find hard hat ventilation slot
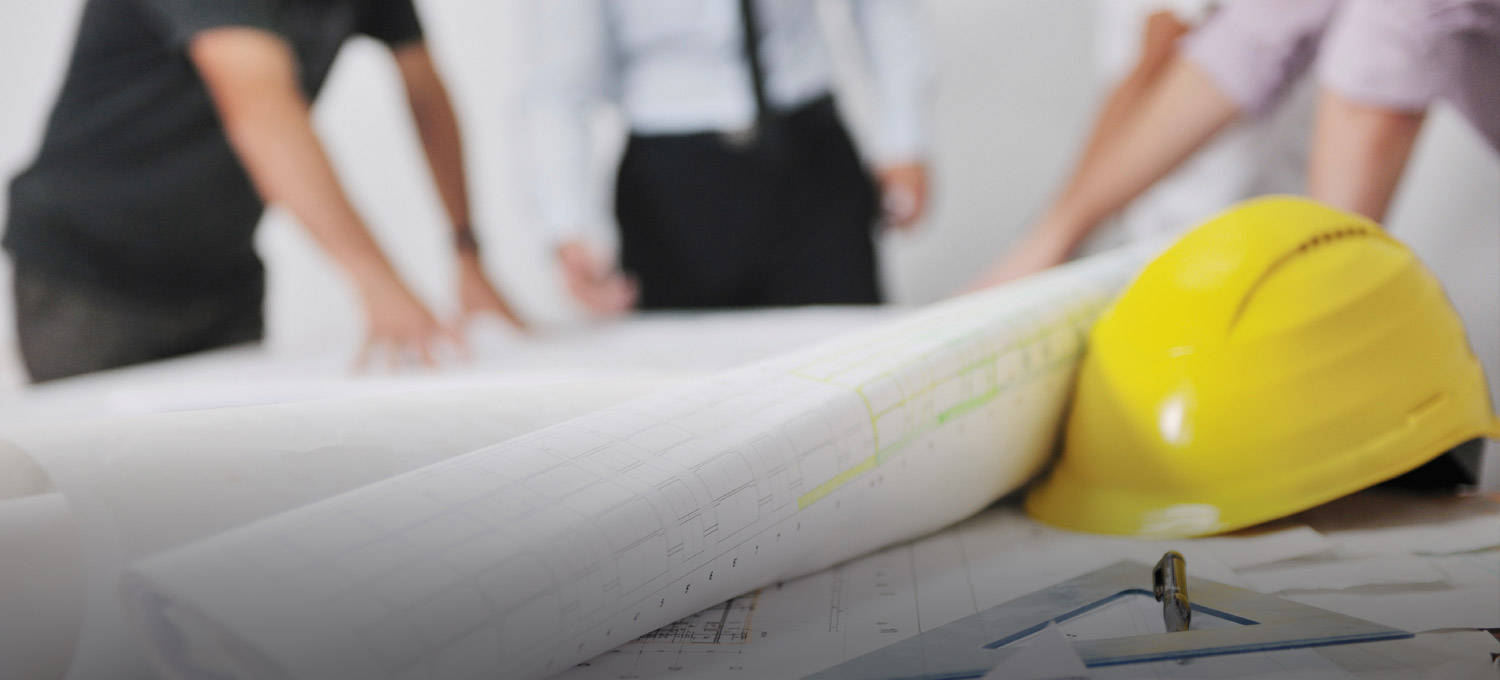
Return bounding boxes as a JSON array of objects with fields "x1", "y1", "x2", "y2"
[
  {"x1": 1228, "y1": 225, "x2": 1373, "y2": 335},
  {"x1": 1294, "y1": 226, "x2": 1372, "y2": 253}
]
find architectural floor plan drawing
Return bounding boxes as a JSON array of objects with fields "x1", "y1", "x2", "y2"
[
  {"x1": 555, "y1": 507, "x2": 1438, "y2": 680},
  {"x1": 565, "y1": 593, "x2": 763, "y2": 679},
  {"x1": 628, "y1": 593, "x2": 760, "y2": 647},
  {"x1": 556, "y1": 541, "x2": 930, "y2": 680}
]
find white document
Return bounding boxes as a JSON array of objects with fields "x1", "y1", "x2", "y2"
[
  {"x1": 1181, "y1": 525, "x2": 1336, "y2": 570},
  {"x1": 1293, "y1": 491, "x2": 1500, "y2": 556},
  {"x1": 1284, "y1": 586, "x2": 1500, "y2": 633},
  {"x1": 4, "y1": 379, "x2": 672, "y2": 680},
  {"x1": 0, "y1": 493, "x2": 82, "y2": 680},
  {"x1": 1239, "y1": 556, "x2": 1447, "y2": 594},
  {"x1": 1316, "y1": 630, "x2": 1500, "y2": 679},
  {"x1": 0, "y1": 307, "x2": 896, "y2": 428},
  {"x1": 1427, "y1": 549, "x2": 1500, "y2": 591},
  {"x1": 982, "y1": 625, "x2": 1087, "y2": 680},
  {"x1": 122, "y1": 249, "x2": 1146, "y2": 680},
  {"x1": 556, "y1": 505, "x2": 1364, "y2": 680}
]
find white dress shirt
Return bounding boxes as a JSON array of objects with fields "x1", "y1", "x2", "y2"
[{"x1": 527, "y1": 0, "x2": 933, "y2": 241}]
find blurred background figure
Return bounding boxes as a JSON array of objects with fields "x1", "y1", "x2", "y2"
[
  {"x1": 527, "y1": 0, "x2": 933, "y2": 312},
  {"x1": 972, "y1": 0, "x2": 1500, "y2": 287},
  {"x1": 2, "y1": 2, "x2": 1493, "y2": 471},
  {"x1": 3, "y1": 0, "x2": 522, "y2": 382}
]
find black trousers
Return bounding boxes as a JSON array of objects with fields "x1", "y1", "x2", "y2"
[
  {"x1": 12, "y1": 261, "x2": 263, "y2": 383},
  {"x1": 615, "y1": 97, "x2": 882, "y2": 309}
]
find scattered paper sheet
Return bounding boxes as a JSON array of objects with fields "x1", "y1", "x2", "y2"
[
  {"x1": 1426, "y1": 549, "x2": 1500, "y2": 591},
  {"x1": 0, "y1": 438, "x2": 54, "y2": 500},
  {"x1": 1315, "y1": 630, "x2": 1500, "y2": 679},
  {"x1": 563, "y1": 500, "x2": 1465, "y2": 680},
  {"x1": 1177, "y1": 525, "x2": 1337, "y2": 570},
  {"x1": 1240, "y1": 555, "x2": 1447, "y2": 594},
  {"x1": 983, "y1": 625, "x2": 1087, "y2": 680},
  {"x1": 0, "y1": 493, "x2": 82, "y2": 680},
  {"x1": 0, "y1": 307, "x2": 898, "y2": 428},
  {"x1": 1293, "y1": 491, "x2": 1500, "y2": 556},
  {"x1": 1286, "y1": 587, "x2": 1500, "y2": 633}
]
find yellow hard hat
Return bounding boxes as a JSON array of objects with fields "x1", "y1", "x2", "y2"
[{"x1": 1026, "y1": 196, "x2": 1500, "y2": 538}]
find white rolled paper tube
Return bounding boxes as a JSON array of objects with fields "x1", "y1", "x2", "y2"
[
  {"x1": 7, "y1": 378, "x2": 676, "y2": 680},
  {"x1": 123, "y1": 247, "x2": 1146, "y2": 680}
]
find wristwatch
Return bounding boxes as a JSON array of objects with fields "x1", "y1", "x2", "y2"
[{"x1": 454, "y1": 224, "x2": 481, "y2": 256}]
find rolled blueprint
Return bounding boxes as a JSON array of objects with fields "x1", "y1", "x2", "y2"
[
  {"x1": 0, "y1": 492, "x2": 83, "y2": 680},
  {"x1": 2, "y1": 379, "x2": 673, "y2": 680},
  {"x1": 122, "y1": 247, "x2": 1146, "y2": 680}
]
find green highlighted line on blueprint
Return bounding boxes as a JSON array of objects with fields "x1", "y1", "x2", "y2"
[
  {"x1": 797, "y1": 456, "x2": 878, "y2": 509},
  {"x1": 937, "y1": 387, "x2": 1002, "y2": 424},
  {"x1": 792, "y1": 305, "x2": 1098, "y2": 510}
]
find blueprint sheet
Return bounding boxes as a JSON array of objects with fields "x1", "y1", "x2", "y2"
[
  {"x1": 0, "y1": 307, "x2": 899, "y2": 428},
  {"x1": 556, "y1": 505, "x2": 1498, "y2": 680},
  {"x1": 1, "y1": 380, "x2": 672, "y2": 680},
  {"x1": 121, "y1": 249, "x2": 1145, "y2": 680},
  {"x1": 551, "y1": 508, "x2": 1338, "y2": 680},
  {"x1": 0, "y1": 308, "x2": 897, "y2": 680}
]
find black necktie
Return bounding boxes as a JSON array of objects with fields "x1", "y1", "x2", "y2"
[{"x1": 737, "y1": 0, "x2": 773, "y2": 135}]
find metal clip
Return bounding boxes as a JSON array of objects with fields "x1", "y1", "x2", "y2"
[{"x1": 1153, "y1": 551, "x2": 1191, "y2": 633}]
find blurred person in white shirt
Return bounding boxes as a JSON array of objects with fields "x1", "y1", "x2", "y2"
[{"x1": 526, "y1": 0, "x2": 933, "y2": 312}]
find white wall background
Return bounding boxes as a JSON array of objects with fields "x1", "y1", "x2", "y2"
[{"x1": 2, "y1": 0, "x2": 1496, "y2": 480}]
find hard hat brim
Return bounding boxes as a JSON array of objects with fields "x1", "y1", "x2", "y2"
[{"x1": 1025, "y1": 422, "x2": 1500, "y2": 538}]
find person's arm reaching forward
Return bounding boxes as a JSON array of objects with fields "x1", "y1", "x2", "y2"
[
  {"x1": 392, "y1": 42, "x2": 526, "y2": 330},
  {"x1": 1068, "y1": 9, "x2": 1194, "y2": 193},
  {"x1": 190, "y1": 28, "x2": 458, "y2": 367},
  {"x1": 968, "y1": 56, "x2": 1241, "y2": 288},
  {"x1": 1302, "y1": 0, "x2": 1494, "y2": 222},
  {"x1": 969, "y1": 0, "x2": 1340, "y2": 289},
  {"x1": 1307, "y1": 91, "x2": 1425, "y2": 222}
]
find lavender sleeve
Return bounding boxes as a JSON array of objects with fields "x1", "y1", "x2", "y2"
[
  {"x1": 1319, "y1": 0, "x2": 1500, "y2": 126},
  {"x1": 1179, "y1": 0, "x2": 1341, "y2": 116},
  {"x1": 1320, "y1": 0, "x2": 1500, "y2": 151}
]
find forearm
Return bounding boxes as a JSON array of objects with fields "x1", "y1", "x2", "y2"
[
  {"x1": 1039, "y1": 57, "x2": 1241, "y2": 252},
  {"x1": 1308, "y1": 90, "x2": 1424, "y2": 222},
  {"x1": 397, "y1": 45, "x2": 473, "y2": 241},
  {"x1": 194, "y1": 30, "x2": 400, "y2": 291},
  {"x1": 229, "y1": 100, "x2": 401, "y2": 283},
  {"x1": 1071, "y1": 10, "x2": 1191, "y2": 176}
]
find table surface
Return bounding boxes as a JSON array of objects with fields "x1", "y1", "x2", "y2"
[{"x1": 0, "y1": 307, "x2": 902, "y2": 428}]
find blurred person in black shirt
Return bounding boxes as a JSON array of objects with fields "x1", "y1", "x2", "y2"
[{"x1": 5, "y1": 0, "x2": 523, "y2": 382}]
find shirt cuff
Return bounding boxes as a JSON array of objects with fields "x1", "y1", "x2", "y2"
[
  {"x1": 536, "y1": 194, "x2": 601, "y2": 246},
  {"x1": 143, "y1": 0, "x2": 278, "y2": 49},
  {"x1": 538, "y1": 212, "x2": 590, "y2": 246},
  {"x1": 872, "y1": 103, "x2": 930, "y2": 164},
  {"x1": 1316, "y1": 0, "x2": 1453, "y2": 113},
  {"x1": 1157, "y1": 0, "x2": 1217, "y2": 25},
  {"x1": 1179, "y1": 0, "x2": 1338, "y2": 117}
]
